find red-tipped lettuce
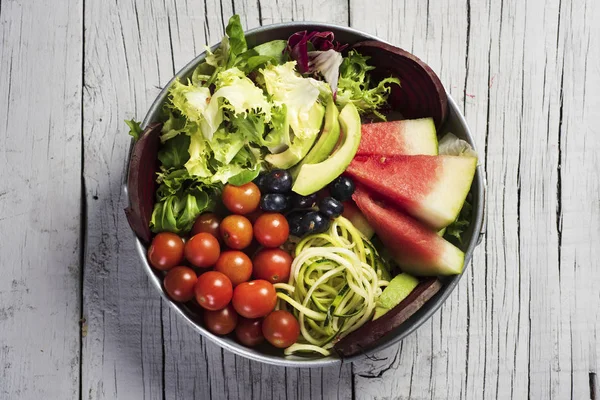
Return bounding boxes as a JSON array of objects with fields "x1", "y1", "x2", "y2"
[
  {"x1": 286, "y1": 30, "x2": 347, "y2": 73},
  {"x1": 286, "y1": 31, "x2": 347, "y2": 96}
]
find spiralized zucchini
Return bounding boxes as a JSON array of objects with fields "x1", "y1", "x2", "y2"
[{"x1": 276, "y1": 216, "x2": 390, "y2": 356}]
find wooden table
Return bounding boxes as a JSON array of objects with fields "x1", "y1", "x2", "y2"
[{"x1": 1, "y1": 0, "x2": 599, "y2": 398}]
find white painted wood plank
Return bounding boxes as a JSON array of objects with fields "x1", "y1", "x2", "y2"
[
  {"x1": 81, "y1": 0, "x2": 174, "y2": 398},
  {"x1": 558, "y1": 0, "x2": 600, "y2": 398},
  {"x1": 0, "y1": 0, "x2": 82, "y2": 398}
]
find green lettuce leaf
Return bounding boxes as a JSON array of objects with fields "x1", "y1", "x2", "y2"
[
  {"x1": 208, "y1": 126, "x2": 245, "y2": 164},
  {"x1": 336, "y1": 50, "x2": 400, "y2": 120},
  {"x1": 225, "y1": 15, "x2": 247, "y2": 67},
  {"x1": 260, "y1": 61, "x2": 329, "y2": 140},
  {"x1": 231, "y1": 111, "x2": 266, "y2": 144},
  {"x1": 160, "y1": 111, "x2": 186, "y2": 142},
  {"x1": 169, "y1": 80, "x2": 212, "y2": 125},
  {"x1": 150, "y1": 188, "x2": 218, "y2": 234},
  {"x1": 444, "y1": 199, "x2": 472, "y2": 243},
  {"x1": 158, "y1": 134, "x2": 190, "y2": 169},
  {"x1": 184, "y1": 128, "x2": 212, "y2": 178},
  {"x1": 191, "y1": 61, "x2": 215, "y2": 87},
  {"x1": 233, "y1": 40, "x2": 288, "y2": 73},
  {"x1": 125, "y1": 119, "x2": 143, "y2": 141},
  {"x1": 209, "y1": 146, "x2": 261, "y2": 185},
  {"x1": 151, "y1": 168, "x2": 220, "y2": 234},
  {"x1": 169, "y1": 68, "x2": 271, "y2": 142},
  {"x1": 263, "y1": 104, "x2": 290, "y2": 152}
]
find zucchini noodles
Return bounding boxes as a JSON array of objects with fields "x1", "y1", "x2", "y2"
[{"x1": 276, "y1": 216, "x2": 390, "y2": 356}]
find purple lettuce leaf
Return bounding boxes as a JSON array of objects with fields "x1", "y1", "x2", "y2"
[{"x1": 286, "y1": 30, "x2": 347, "y2": 73}]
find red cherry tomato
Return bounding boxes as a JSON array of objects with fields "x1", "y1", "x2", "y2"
[
  {"x1": 220, "y1": 215, "x2": 253, "y2": 250},
  {"x1": 147, "y1": 232, "x2": 184, "y2": 271},
  {"x1": 232, "y1": 280, "x2": 277, "y2": 319},
  {"x1": 214, "y1": 251, "x2": 253, "y2": 286},
  {"x1": 184, "y1": 233, "x2": 220, "y2": 268},
  {"x1": 253, "y1": 213, "x2": 289, "y2": 248},
  {"x1": 163, "y1": 266, "x2": 197, "y2": 302},
  {"x1": 194, "y1": 271, "x2": 233, "y2": 311},
  {"x1": 191, "y1": 213, "x2": 221, "y2": 239},
  {"x1": 252, "y1": 248, "x2": 292, "y2": 284},
  {"x1": 222, "y1": 182, "x2": 261, "y2": 215},
  {"x1": 262, "y1": 310, "x2": 300, "y2": 348},
  {"x1": 235, "y1": 318, "x2": 265, "y2": 347},
  {"x1": 203, "y1": 304, "x2": 238, "y2": 335}
]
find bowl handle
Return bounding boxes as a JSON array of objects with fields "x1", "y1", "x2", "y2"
[{"x1": 476, "y1": 176, "x2": 487, "y2": 246}]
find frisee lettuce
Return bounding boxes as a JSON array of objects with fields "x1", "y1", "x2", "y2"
[
  {"x1": 131, "y1": 16, "x2": 400, "y2": 236},
  {"x1": 260, "y1": 61, "x2": 329, "y2": 141},
  {"x1": 336, "y1": 50, "x2": 400, "y2": 120}
]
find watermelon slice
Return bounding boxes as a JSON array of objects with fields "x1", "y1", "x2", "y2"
[
  {"x1": 357, "y1": 118, "x2": 438, "y2": 156},
  {"x1": 353, "y1": 186, "x2": 464, "y2": 276},
  {"x1": 346, "y1": 155, "x2": 476, "y2": 230}
]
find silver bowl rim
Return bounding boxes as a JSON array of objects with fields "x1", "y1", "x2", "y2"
[{"x1": 125, "y1": 21, "x2": 486, "y2": 368}]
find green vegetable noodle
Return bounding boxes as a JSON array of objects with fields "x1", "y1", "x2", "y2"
[{"x1": 276, "y1": 216, "x2": 390, "y2": 356}]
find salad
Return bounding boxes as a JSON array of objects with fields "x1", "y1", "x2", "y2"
[{"x1": 126, "y1": 15, "x2": 478, "y2": 358}]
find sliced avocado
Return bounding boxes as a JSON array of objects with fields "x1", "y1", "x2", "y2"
[
  {"x1": 291, "y1": 98, "x2": 340, "y2": 179},
  {"x1": 373, "y1": 273, "x2": 420, "y2": 320},
  {"x1": 292, "y1": 103, "x2": 361, "y2": 196},
  {"x1": 265, "y1": 103, "x2": 325, "y2": 169}
]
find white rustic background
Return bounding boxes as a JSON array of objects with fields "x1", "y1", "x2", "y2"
[{"x1": 1, "y1": 0, "x2": 599, "y2": 399}]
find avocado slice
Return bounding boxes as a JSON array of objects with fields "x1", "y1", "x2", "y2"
[
  {"x1": 265, "y1": 103, "x2": 325, "y2": 169},
  {"x1": 292, "y1": 103, "x2": 361, "y2": 196},
  {"x1": 291, "y1": 98, "x2": 340, "y2": 179},
  {"x1": 373, "y1": 273, "x2": 419, "y2": 320}
]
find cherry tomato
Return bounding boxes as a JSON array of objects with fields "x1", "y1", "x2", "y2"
[
  {"x1": 252, "y1": 248, "x2": 292, "y2": 284},
  {"x1": 222, "y1": 182, "x2": 261, "y2": 215},
  {"x1": 262, "y1": 310, "x2": 300, "y2": 348},
  {"x1": 163, "y1": 266, "x2": 197, "y2": 302},
  {"x1": 232, "y1": 280, "x2": 277, "y2": 319},
  {"x1": 194, "y1": 271, "x2": 233, "y2": 311},
  {"x1": 214, "y1": 250, "x2": 253, "y2": 286},
  {"x1": 191, "y1": 213, "x2": 221, "y2": 239},
  {"x1": 147, "y1": 232, "x2": 184, "y2": 271},
  {"x1": 184, "y1": 233, "x2": 220, "y2": 268},
  {"x1": 253, "y1": 213, "x2": 289, "y2": 248},
  {"x1": 204, "y1": 304, "x2": 238, "y2": 335},
  {"x1": 220, "y1": 215, "x2": 253, "y2": 250},
  {"x1": 235, "y1": 318, "x2": 265, "y2": 347}
]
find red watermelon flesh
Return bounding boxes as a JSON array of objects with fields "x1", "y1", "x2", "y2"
[
  {"x1": 357, "y1": 118, "x2": 438, "y2": 156},
  {"x1": 345, "y1": 154, "x2": 477, "y2": 230},
  {"x1": 353, "y1": 186, "x2": 464, "y2": 276}
]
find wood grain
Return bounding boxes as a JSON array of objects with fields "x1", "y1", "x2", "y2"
[
  {"x1": 81, "y1": 0, "x2": 172, "y2": 398},
  {"x1": 1, "y1": 0, "x2": 599, "y2": 398},
  {"x1": 0, "y1": 0, "x2": 82, "y2": 398}
]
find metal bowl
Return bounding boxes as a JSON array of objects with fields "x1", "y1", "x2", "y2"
[{"x1": 127, "y1": 22, "x2": 485, "y2": 368}]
